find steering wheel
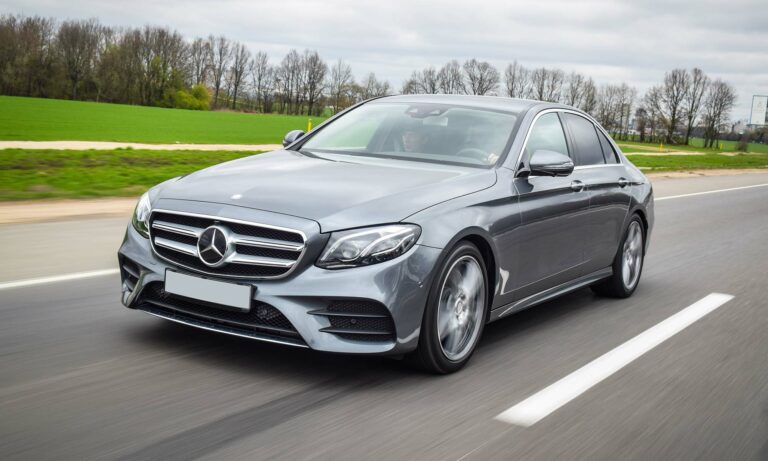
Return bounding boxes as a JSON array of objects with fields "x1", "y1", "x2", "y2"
[{"x1": 456, "y1": 147, "x2": 490, "y2": 163}]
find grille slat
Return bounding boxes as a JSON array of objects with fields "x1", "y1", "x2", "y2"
[{"x1": 149, "y1": 210, "x2": 306, "y2": 279}]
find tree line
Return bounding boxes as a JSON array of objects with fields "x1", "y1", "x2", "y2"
[
  {"x1": 1, "y1": 14, "x2": 743, "y2": 146},
  {"x1": 0, "y1": 15, "x2": 388, "y2": 115},
  {"x1": 402, "y1": 60, "x2": 739, "y2": 147}
]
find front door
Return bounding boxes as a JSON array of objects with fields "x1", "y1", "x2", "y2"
[{"x1": 511, "y1": 112, "x2": 592, "y2": 300}]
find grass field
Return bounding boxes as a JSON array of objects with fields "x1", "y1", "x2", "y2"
[
  {"x1": 3, "y1": 147, "x2": 766, "y2": 201},
  {"x1": 0, "y1": 96, "x2": 324, "y2": 144},
  {"x1": 627, "y1": 153, "x2": 768, "y2": 172},
  {"x1": 0, "y1": 149, "x2": 259, "y2": 201},
  {"x1": 617, "y1": 139, "x2": 768, "y2": 154}
]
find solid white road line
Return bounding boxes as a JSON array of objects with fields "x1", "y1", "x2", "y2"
[
  {"x1": 0, "y1": 268, "x2": 119, "y2": 291},
  {"x1": 656, "y1": 182, "x2": 768, "y2": 201},
  {"x1": 495, "y1": 293, "x2": 734, "y2": 427}
]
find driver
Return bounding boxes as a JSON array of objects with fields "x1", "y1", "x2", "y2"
[{"x1": 402, "y1": 129, "x2": 428, "y2": 152}]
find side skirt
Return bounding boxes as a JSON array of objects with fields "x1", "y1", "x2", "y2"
[{"x1": 489, "y1": 267, "x2": 613, "y2": 322}]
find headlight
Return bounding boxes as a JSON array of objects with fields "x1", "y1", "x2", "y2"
[
  {"x1": 316, "y1": 224, "x2": 421, "y2": 269},
  {"x1": 131, "y1": 192, "x2": 151, "y2": 238}
]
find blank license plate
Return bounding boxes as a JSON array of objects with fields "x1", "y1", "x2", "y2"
[{"x1": 165, "y1": 270, "x2": 252, "y2": 311}]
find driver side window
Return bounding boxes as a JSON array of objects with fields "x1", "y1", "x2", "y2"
[{"x1": 524, "y1": 113, "x2": 569, "y2": 164}]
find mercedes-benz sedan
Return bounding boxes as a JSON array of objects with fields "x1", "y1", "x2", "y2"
[{"x1": 118, "y1": 95, "x2": 654, "y2": 373}]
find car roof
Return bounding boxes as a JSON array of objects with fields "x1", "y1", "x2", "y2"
[{"x1": 372, "y1": 94, "x2": 543, "y2": 114}]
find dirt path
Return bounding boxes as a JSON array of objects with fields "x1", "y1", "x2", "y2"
[{"x1": 0, "y1": 141, "x2": 282, "y2": 151}]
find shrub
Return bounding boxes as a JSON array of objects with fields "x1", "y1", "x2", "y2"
[{"x1": 162, "y1": 84, "x2": 210, "y2": 111}]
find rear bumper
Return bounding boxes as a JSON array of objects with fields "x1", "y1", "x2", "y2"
[{"x1": 118, "y1": 223, "x2": 441, "y2": 355}]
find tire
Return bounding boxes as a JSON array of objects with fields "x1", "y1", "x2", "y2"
[
  {"x1": 412, "y1": 241, "x2": 489, "y2": 374},
  {"x1": 592, "y1": 215, "x2": 645, "y2": 298}
]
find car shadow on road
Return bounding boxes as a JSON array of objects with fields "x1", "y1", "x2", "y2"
[{"x1": 125, "y1": 286, "x2": 627, "y2": 382}]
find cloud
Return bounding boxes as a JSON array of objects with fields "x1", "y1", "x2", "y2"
[{"x1": 3, "y1": 0, "x2": 767, "y2": 118}]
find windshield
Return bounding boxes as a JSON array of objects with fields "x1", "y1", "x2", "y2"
[{"x1": 300, "y1": 102, "x2": 518, "y2": 167}]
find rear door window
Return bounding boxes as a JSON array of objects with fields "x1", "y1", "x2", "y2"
[{"x1": 563, "y1": 113, "x2": 605, "y2": 166}]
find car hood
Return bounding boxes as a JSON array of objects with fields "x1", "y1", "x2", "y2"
[{"x1": 157, "y1": 150, "x2": 497, "y2": 232}]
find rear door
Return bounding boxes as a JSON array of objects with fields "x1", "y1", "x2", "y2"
[{"x1": 561, "y1": 113, "x2": 630, "y2": 272}]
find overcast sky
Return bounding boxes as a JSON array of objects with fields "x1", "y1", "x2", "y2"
[{"x1": 4, "y1": 0, "x2": 767, "y2": 119}]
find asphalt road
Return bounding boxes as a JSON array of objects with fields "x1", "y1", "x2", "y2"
[{"x1": 1, "y1": 173, "x2": 767, "y2": 460}]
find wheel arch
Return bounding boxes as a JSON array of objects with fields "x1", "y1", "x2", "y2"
[{"x1": 433, "y1": 228, "x2": 499, "y2": 315}]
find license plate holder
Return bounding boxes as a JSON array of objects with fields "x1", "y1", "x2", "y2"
[{"x1": 164, "y1": 270, "x2": 253, "y2": 311}]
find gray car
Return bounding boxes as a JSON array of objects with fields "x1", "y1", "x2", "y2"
[{"x1": 118, "y1": 94, "x2": 653, "y2": 373}]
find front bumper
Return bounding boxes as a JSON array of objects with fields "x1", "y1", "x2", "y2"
[{"x1": 118, "y1": 221, "x2": 441, "y2": 355}]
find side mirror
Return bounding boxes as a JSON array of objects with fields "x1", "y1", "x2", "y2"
[
  {"x1": 528, "y1": 150, "x2": 574, "y2": 177},
  {"x1": 282, "y1": 130, "x2": 305, "y2": 147}
]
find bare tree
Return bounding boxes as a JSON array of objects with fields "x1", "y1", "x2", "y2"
[
  {"x1": 302, "y1": 49, "x2": 327, "y2": 115},
  {"x1": 57, "y1": 18, "x2": 100, "y2": 99},
  {"x1": 578, "y1": 77, "x2": 597, "y2": 114},
  {"x1": 682, "y1": 67, "x2": 709, "y2": 145},
  {"x1": 359, "y1": 72, "x2": 391, "y2": 99},
  {"x1": 463, "y1": 59, "x2": 499, "y2": 95},
  {"x1": 658, "y1": 68, "x2": 690, "y2": 143},
  {"x1": 702, "y1": 79, "x2": 736, "y2": 148},
  {"x1": 275, "y1": 49, "x2": 302, "y2": 114},
  {"x1": 634, "y1": 107, "x2": 649, "y2": 142},
  {"x1": 400, "y1": 78, "x2": 420, "y2": 95},
  {"x1": 328, "y1": 59, "x2": 353, "y2": 113},
  {"x1": 504, "y1": 61, "x2": 530, "y2": 98},
  {"x1": 248, "y1": 51, "x2": 270, "y2": 112},
  {"x1": 228, "y1": 42, "x2": 250, "y2": 109},
  {"x1": 410, "y1": 66, "x2": 439, "y2": 94},
  {"x1": 615, "y1": 83, "x2": 637, "y2": 140},
  {"x1": 189, "y1": 37, "x2": 210, "y2": 86},
  {"x1": 564, "y1": 72, "x2": 586, "y2": 107},
  {"x1": 208, "y1": 35, "x2": 230, "y2": 107},
  {"x1": 437, "y1": 60, "x2": 464, "y2": 94},
  {"x1": 596, "y1": 84, "x2": 620, "y2": 133},
  {"x1": 643, "y1": 86, "x2": 664, "y2": 142},
  {"x1": 530, "y1": 67, "x2": 563, "y2": 102}
]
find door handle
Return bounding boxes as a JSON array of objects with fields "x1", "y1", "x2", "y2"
[
  {"x1": 618, "y1": 177, "x2": 629, "y2": 188},
  {"x1": 570, "y1": 180, "x2": 585, "y2": 192}
]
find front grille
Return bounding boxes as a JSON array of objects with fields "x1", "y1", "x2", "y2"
[
  {"x1": 311, "y1": 300, "x2": 396, "y2": 343},
  {"x1": 149, "y1": 210, "x2": 306, "y2": 279},
  {"x1": 137, "y1": 282, "x2": 303, "y2": 344}
]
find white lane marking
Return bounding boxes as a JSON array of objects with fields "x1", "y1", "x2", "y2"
[
  {"x1": 0, "y1": 269, "x2": 119, "y2": 291},
  {"x1": 656, "y1": 182, "x2": 768, "y2": 201},
  {"x1": 495, "y1": 293, "x2": 734, "y2": 427}
]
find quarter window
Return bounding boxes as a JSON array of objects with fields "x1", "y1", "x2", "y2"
[
  {"x1": 523, "y1": 113, "x2": 569, "y2": 164},
  {"x1": 597, "y1": 129, "x2": 619, "y2": 164},
  {"x1": 563, "y1": 113, "x2": 605, "y2": 166}
]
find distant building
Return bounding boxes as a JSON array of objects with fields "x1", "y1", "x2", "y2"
[{"x1": 749, "y1": 95, "x2": 768, "y2": 128}]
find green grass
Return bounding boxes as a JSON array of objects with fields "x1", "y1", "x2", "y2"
[
  {"x1": 0, "y1": 96, "x2": 325, "y2": 144},
  {"x1": 617, "y1": 142, "x2": 718, "y2": 154},
  {"x1": 0, "y1": 149, "x2": 257, "y2": 201},
  {"x1": 617, "y1": 139, "x2": 768, "y2": 154},
  {"x1": 627, "y1": 153, "x2": 768, "y2": 172},
  {"x1": 688, "y1": 138, "x2": 768, "y2": 154},
  {"x1": 2, "y1": 148, "x2": 767, "y2": 201}
]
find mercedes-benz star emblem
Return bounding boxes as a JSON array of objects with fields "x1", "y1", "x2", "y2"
[{"x1": 197, "y1": 226, "x2": 229, "y2": 266}]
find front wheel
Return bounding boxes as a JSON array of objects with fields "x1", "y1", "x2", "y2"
[
  {"x1": 412, "y1": 242, "x2": 488, "y2": 374},
  {"x1": 592, "y1": 216, "x2": 645, "y2": 298}
]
